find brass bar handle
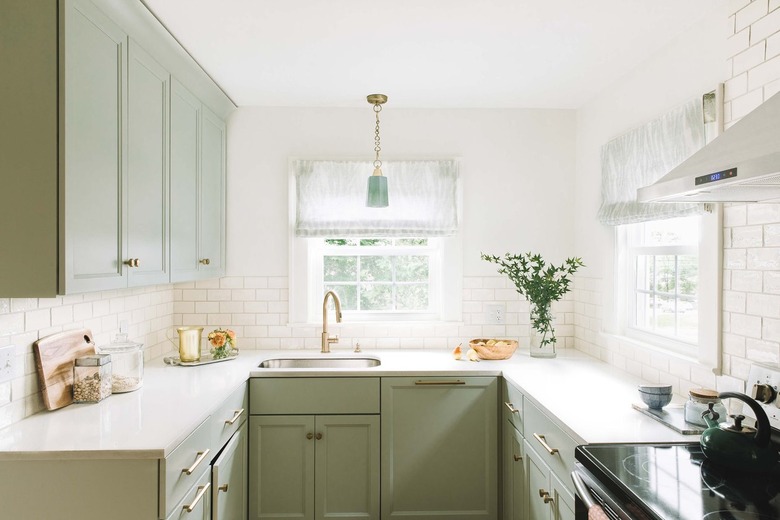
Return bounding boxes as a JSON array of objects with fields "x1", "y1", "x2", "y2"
[
  {"x1": 504, "y1": 402, "x2": 520, "y2": 414},
  {"x1": 199, "y1": 258, "x2": 211, "y2": 265},
  {"x1": 315, "y1": 432, "x2": 323, "y2": 440},
  {"x1": 414, "y1": 380, "x2": 466, "y2": 385},
  {"x1": 538, "y1": 489, "x2": 554, "y2": 505},
  {"x1": 182, "y1": 449, "x2": 210, "y2": 475},
  {"x1": 224, "y1": 408, "x2": 244, "y2": 425},
  {"x1": 219, "y1": 484, "x2": 229, "y2": 493},
  {"x1": 513, "y1": 454, "x2": 522, "y2": 462},
  {"x1": 306, "y1": 432, "x2": 314, "y2": 440},
  {"x1": 183, "y1": 483, "x2": 210, "y2": 513},
  {"x1": 533, "y1": 433, "x2": 559, "y2": 455}
]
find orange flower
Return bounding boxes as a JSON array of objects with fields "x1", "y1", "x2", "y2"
[
  {"x1": 210, "y1": 332, "x2": 226, "y2": 347},
  {"x1": 226, "y1": 329, "x2": 236, "y2": 341}
]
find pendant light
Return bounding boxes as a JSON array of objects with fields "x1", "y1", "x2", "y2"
[{"x1": 366, "y1": 94, "x2": 389, "y2": 207}]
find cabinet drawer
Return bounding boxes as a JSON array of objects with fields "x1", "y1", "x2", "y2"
[
  {"x1": 166, "y1": 468, "x2": 211, "y2": 520},
  {"x1": 211, "y1": 383, "x2": 248, "y2": 451},
  {"x1": 250, "y1": 377, "x2": 380, "y2": 414},
  {"x1": 160, "y1": 417, "x2": 213, "y2": 518},
  {"x1": 502, "y1": 379, "x2": 524, "y2": 435},
  {"x1": 523, "y1": 399, "x2": 577, "y2": 485}
]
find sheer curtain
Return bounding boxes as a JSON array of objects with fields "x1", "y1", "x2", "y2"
[
  {"x1": 293, "y1": 159, "x2": 459, "y2": 237},
  {"x1": 597, "y1": 97, "x2": 708, "y2": 226}
]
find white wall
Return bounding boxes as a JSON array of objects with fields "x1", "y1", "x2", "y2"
[
  {"x1": 572, "y1": 0, "x2": 780, "y2": 393},
  {"x1": 226, "y1": 107, "x2": 577, "y2": 277}
]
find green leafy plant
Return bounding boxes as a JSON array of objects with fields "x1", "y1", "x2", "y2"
[{"x1": 480, "y1": 252, "x2": 584, "y2": 347}]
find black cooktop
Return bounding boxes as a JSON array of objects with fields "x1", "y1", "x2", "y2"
[{"x1": 576, "y1": 443, "x2": 780, "y2": 520}]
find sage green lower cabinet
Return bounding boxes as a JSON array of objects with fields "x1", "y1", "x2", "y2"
[
  {"x1": 381, "y1": 376, "x2": 498, "y2": 520},
  {"x1": 212, "y1": 422, "x2": 247, "y2": 520},
  {"x1": 524, "y1": 441, "x2": 574, "y2": 520},
  {"x1": 249, "y1": 414, "x2": 380, "y2": 520},
  {"x1": 503, "y1": 420, "x2": 526, "y2": 520}
]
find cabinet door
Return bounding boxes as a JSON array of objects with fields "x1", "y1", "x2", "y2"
[
  {"x1": 127, "y1": 40, "x2": 169, "y2": 286},
  {"x1": 249, "y1": 416, "x2": 315, "y2": 520},
  {"x1": 550, "y1": 472, "x2": 575, "y2": 520},
  {"x1": 524, "y1": 441, "x2": 551, "y2": 520},
  {"x1": 212, "y1": 422, "x2": 247, "y2": 520},
  {"x1": 62, "y1": 0, "x2": 128, "y2": 293},
  {"x1": 170, "y1": 79, "x2": 201, "y2": 282},
  {"x1": 199, "y1": 106, "x2": 226, "y2": 277},
  {"x1": 381, "y1": 377, "x2": 498, "y2": 520},
  {"x1": 509, "y1": 426, "x2": 526, "y2": 520},
  {"x1": 315, "y1": 415, "x2": 379, "y2": 520},
  {"x1": 167, "y1": 469, "x2": 212, "y2": 520}
]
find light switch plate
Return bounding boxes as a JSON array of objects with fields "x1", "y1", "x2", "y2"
[{"x1": 0, "y1": 345, "x2": 15, "y2": 383}]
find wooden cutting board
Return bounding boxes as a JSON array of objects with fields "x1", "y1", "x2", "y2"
[{"x1": 34, "y1": 329, "x2": 95, "y2": 410}]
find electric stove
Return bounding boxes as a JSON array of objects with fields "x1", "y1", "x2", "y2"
[{"x1": 574, "y1": 442, "x2": 780, "y2": 520}]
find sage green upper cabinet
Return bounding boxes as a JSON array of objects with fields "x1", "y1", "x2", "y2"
[
  {"x1": 381, "y1": 377, "x2": 498, "y2": 520},
  {"x1": 0, "y1": 0, "x2": 233, "y2": 296},
  {"x1": 61, "y1": 0, "x2": 128, "y2": 294},
  {"x1": 170, "y1": 81, "x2": 227, "y2": 282},
  {"x1": 127, "y1": 40, "x2": 170, "y2": 287}
]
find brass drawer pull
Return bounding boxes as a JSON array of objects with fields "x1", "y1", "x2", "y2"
[
  {"x1": 183, "y1": 483, "x2": 210, "y2": 513},
  {"x1": 538, "y1": 489, "x2": 555, "y2": 505},
  {"x1": 504, "y1": 402, "x2": 520, "y2": 414},
  {"x1": 225, "y1": 408, "x2": 244, "y2": 425},
  {"x1": 533, "y1": 433, "x2": 559, "y2": 455},
  {"x1": 182, "y1": 449, "x2": 210, "y2": 475},
  {"x1": 415, "y1": 380, "x2": 465, "y2": 385}
]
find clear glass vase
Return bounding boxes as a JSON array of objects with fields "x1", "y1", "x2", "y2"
[{"x1": 529, "y1": 302, "x2": 557, "y2": 358}]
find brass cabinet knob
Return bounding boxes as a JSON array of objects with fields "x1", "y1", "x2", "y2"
[
  {"x1": 124, "y1": 258, "x2": 140, "y2": 267},
  {"x1": 306, "y1": 432, "x2": 314, "y2": 440},
  {"x1": 538, "y1": 489, "x2": 554, "y2": 504},
  {"x1": 315, "y1": 432, "x2": 323, "y2": 440},
  {"x1": 199, "y1": 258, "x2": 211, "y2": 265},
  {"x1": 513, "y1": 454, "x2": 522, "y2": 462}
]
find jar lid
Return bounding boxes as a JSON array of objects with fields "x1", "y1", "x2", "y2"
[
  {"x1": 75, "y1": 354, "x2": 111, "y2": 366},
  {"x1": 689, "y1": 388, "x2": 719, "y2": 401},
  {"x1": 99, "y1": 333, "x2": 143, "y2": 353}
]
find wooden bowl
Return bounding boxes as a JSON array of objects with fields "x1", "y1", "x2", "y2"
[{"x1": 469, "y1": 339, "x2": 518, "y2": 360}]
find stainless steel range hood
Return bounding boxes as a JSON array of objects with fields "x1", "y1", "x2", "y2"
[{"x1": 638, "y1": 89, "x2": 780, "y2": 203}]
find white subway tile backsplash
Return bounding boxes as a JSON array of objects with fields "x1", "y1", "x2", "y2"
[
  {"x1": 731, "y1": 313, "x2": 763, "y2": 338},
  {"x1": 748, "y1": 202, "x2": 780, "y2": 223},
  {"x1": 751, "y1": 5, "x2": 780, "y2": 41},
  {"x1": 732, "y1": 225, "x2": 764, "y2": 246},
  {"x1": 747, "y1": 247, "x2": 780, "y2": 269},
  {"x1": 747, "y1": 292, "x2": 780, "y2": 316},
  {"x1": 737, "y1": 0, "x2": 769, "y2": 31},
  {"x1": 733, "y1": 42, "x2": 766, "y2": 75},
  {"x1": 725, "y1": 71, "x2": 749, "y2": 101},
  {"x1": 725, "y1": 248, "x2": 748, "y2": 269},
  {"x1": 731, "y1": 270, "x2": 764, "y2": 292},
  {"x1": 731, "y1": 87, "x2": 765, "y2": 118},
  {"x1": 749, "y1": 53, "x2": 780, "y2": 89},
  {"x1": 724, "y1": 204, "x2": 748, "y2": 226}
]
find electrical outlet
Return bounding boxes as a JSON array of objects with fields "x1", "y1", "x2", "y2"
[
  {"x1": 745, "y1": 363, "x2": 780, "y2": 431},
  {"x1": 485, "y1": 304, "x2": 505, "y2": 324},
  {"x1": 0, "y1": 345, "x2": 15, "y2": 383},
  {"x1": 119, "y1": 320, "x2": 129, "y2": 334}
]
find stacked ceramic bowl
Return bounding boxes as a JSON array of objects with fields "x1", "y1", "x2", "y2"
[{"x1": 638, "y1": 384, "x2": 673, "y2": 410}]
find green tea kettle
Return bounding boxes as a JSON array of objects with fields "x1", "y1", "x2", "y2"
[{"x1": 700, "y1": 391, "x2": 778, "y2": 473}]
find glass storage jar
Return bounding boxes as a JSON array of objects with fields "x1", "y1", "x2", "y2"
[
  {"x1": 73, "y1": 354, "x2": 112, "y2": 403},
  {"x1": 98, "y1": 334, "x2": 143, "y2": 393},
  {"x1": 684, "y1": 388, "x2": 726, "y2": 426}
]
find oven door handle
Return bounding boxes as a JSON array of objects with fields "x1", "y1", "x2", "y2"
[{"x1": 571, "y1": 470, "x2": 597, "y2": 510}]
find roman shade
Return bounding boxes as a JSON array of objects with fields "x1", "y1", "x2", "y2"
[{"x1": 293, "y1": 159, "x2": 459, "y2": 237}]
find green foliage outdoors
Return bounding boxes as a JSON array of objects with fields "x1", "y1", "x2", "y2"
[{"x1": 481, "y1": 252, "x2": 584, "y2": 347}]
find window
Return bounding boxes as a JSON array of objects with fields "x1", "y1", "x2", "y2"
[
  {"x1": 311, "y1": 238, "x2": 441, "y2": 321},
  {"x1": 616, "y1": 209, "x2": 720, "y2": 365},
  {"x1": 289, "y1": 159, "x2": 461, "y2": 324},
  {"x1": 627, "y1": 216, "x2": 699, "y2": 346}
]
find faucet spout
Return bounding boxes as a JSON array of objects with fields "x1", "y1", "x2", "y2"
[{"x1": 321, "y1": 290, "x2": 342, "y2": 353}]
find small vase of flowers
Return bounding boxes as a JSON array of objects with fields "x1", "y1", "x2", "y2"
[{"x1": 208, "y1": 328, "x2": 238, "y2": 359}]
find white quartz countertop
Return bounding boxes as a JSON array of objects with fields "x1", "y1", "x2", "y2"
[{"x1": 0, "y1": 348, "x2": 690, "y2": 460}]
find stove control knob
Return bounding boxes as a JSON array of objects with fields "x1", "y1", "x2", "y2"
[{"x1": 751, "y1": 383, "x2": 777, "y2": 404}]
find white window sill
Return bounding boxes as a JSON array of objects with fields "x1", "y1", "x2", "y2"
[{"x1": 601, "y1": 332, "x2": 702, "y2": 366}]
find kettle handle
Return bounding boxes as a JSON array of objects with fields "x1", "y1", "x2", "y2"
[{"x1": 718, "y1": 391, "x2": 771, "y2": 448}]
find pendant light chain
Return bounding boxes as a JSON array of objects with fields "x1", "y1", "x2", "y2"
[{"x1": 373, "y1": 103, "x2": 382, "y2": 169}]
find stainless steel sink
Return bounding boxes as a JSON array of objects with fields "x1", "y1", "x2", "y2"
[{"x1": 258, "y1": 356, "x2": 381, "y2": 369}]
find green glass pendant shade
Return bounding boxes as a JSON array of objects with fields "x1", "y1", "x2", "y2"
[{"x1": 367, "y1": 175, "x2": 389, "y2": 207}]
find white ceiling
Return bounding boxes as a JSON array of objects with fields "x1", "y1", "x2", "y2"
[{"x1": 142, "y1": 0, "x2": 718, "y2": 109}]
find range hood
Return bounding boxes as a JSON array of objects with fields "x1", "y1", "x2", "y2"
[{"x1": 638, "y1": 89, "x2": 780, "y2": 203}]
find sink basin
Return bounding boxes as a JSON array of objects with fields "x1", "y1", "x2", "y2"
[{"x1": 258, "y1": 356, "x2": 381, "y2": 369}]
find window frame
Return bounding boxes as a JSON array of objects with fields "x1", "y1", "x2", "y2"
[{"x1": 614, "y1": 206, "x2": 722, "y2": 370}]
